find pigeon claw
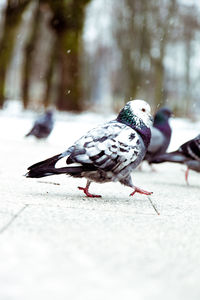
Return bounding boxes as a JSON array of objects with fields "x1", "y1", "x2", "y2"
[
  {"x1": 130, "y1": 186, "x2": 153, "y2": 196},
  {"x1": 78, "y1": 186, "x2": 102, "y2": 198}
]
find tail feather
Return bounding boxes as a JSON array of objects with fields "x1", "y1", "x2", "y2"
[
  {"x1": 26, "y1": 166, "x2": 86, "y2": 178},
  {"x1": 27, "y1": 153, "x2": 63, "y2": 170},
  {"x1": 26, "y1": 151, "x2": 96, "y2": 178},
  {"x1": 25, "y1": 125, "x2": 38, "y2": 137},
  {"x1": 25, "y1": 130, "x2": 32, "y2": 137},
  {"x1": 151, "y1": 151, "x2": 187, "y2": 164},
  {"x1": 26, "y1": 152, "x2": 67, "y2": 178}
]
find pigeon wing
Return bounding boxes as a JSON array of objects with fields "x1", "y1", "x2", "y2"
[
  {"x1": 66, "y1": 121, "x2": 143, "y2": 174},
  {"x1": 180, "y1": 134, "x2": 200, "y2": 161}
]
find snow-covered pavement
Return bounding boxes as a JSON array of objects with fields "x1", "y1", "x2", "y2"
[{"x1": 0, "y1": 108, "x2": 200, "y2": 300}]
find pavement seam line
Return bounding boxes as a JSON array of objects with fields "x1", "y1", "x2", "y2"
[{"x1": 0, "y1": 204, "x2": 29, "y2": 235}]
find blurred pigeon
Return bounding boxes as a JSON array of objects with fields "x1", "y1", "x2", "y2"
[
  {"x1": 144, "y1": 107, "x2": 172, "y2": 166},
  {"x1": 26, "y1": 100, "x2": 153, "y2": 197},
  {"x1": 152, "y1": 134, "x2": 200, "y2": 184},
  {"x1": 25, "y1": 110, "x2": 54, "y2": 139}
]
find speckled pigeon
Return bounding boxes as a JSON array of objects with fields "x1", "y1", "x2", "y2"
[
  {"x1": 144, "y1": 107, "x2": 172, "y2": 165},
  {"x1": 152, "y1": 134, "x2": 200, "y2": 184},
  {"x1": 25, "y1": 110, "x2": 54, "y2": 139},
  {"x1": 26, "y1": 100, "x2": 153, "y2": 197}
]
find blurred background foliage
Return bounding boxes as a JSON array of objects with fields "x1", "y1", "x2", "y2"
[{"x1": 0, "y1": 0, "x2": 199, "y2": 116}]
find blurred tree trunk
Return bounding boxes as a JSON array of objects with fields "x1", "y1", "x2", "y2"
[
  {"x1": 0, "y1": 0, "x2": 30, "y2": 108},
  {"x1": 153, "y1": 51, "x2": 165, "y2": 108},
  {"x1": 43, "y1": 40, "x2": 56, "y2": 108},
  {"x1": 113, "y1": 0, "x2": 151, "y2": 101},
  {"x1": 56, "y1": 30, "x2": 81, "y2": 111},
  {"x1": 153, "y1": 0, "x2": 177, "y2": 108},
  {"x1": 47, "y1": 0, "x2": 91, "y2": 111},
  {"x1": 182, "y1": 9, "x2": 198, "y2": 116},
  {"x1": 22, "y1": 1, "x2": 40, "y2": 109},
  {"x1": 184, "y1": 41, "x2": 192, "y2": 116},
  {"x1": 127, "y1": 0, "x2": 150, "y2": 99}
]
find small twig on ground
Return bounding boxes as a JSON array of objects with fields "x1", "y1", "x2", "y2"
[
  {"x1": 37, "y1": 181, "x2": 60, "y2": 186},
  {"x1": 0, "y1": 204, "x2": 29, "y2": 234},
  {"x1": 147, "y1": 196, "x2": 160, "y2": 215}
]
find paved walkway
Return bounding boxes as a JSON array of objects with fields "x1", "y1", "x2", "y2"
[{"x1": 0, "y1": 121, "x2": 200, "y2": 300}]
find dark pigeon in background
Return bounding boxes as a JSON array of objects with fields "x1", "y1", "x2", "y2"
[
  {"x1": 26, "y1": 100, "x2": 153, "y2": 198},
  {"x1": 25, "y1": 110, "x2": 54, "y2": 139},
  {"x1": 144, "y1": 107, "x2": 172, "y2": 166},
  {"x1": 152, "y1": 134, "x2": 200, "y2": 184}
]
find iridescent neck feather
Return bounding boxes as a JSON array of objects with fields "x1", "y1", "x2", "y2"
[{"x1": 117, "y1": 106, "x2": 151, "y2": 148}]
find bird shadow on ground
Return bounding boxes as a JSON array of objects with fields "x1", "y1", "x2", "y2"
[
  {"x1": 27, "y1": 180, "x2": 143, "y2": 202},
  {"x1": 23, "y1": 185, "x2": 160, "y2": 216},
  {"x1": 24, "y1": 188, "x2": 148, "y2": 207}
]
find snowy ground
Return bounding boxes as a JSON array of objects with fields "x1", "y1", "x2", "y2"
[{"x1": 0, "y1": 104, "x2": 200, "y2": 300}]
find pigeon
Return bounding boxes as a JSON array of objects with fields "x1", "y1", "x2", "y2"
[
  {"x1": 25, "y1": 110, "x2": 54, "y2": 139},
  {"x1": 151, "y1": 134, "x2": 200, "y2": 184},
  {"x1": 25, "y1": 100, "x2": 153, "y2": 197},
  {"x1": 144, "y1": 107, "x2": 172, "y2": 165}
]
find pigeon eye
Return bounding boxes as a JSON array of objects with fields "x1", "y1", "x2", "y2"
[{"x1": 142, "y1": 108, "x2": 146, "y2": 112}]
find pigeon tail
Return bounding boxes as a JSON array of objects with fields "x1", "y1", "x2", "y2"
[
  {"x1": 25, "y1": 151, "x2": 96, "y2": 178},
  {"x1": 26, "y1": 165, "x2": 85, "y2": 178},
  {"x1": 26, "y1": 152, "x2": 75, "y2": 178},
  {"x1": 151, "y1": 151, "x2": 187, "y2": 164},
  {"x1": 25, "y1": 129, "x2": 34, "y2": 137}
]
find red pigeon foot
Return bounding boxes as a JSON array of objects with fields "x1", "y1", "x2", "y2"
[
  {"x1": 130, "y1": 186, "x2": 153, "y2": 196},
  {"x1": 78, "y1": 186, "x2": 102, "y2": 198}
]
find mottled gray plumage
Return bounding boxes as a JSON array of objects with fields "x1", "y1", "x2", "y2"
[
  {"x1": 152, "y1": 134, "x2": 200, "y2": 184},
  {"x1": 26, "y1": 100, "x2": 153, "y2": 197},
  {"x1": 25, "y1": 110, "x2": 54, "y2": 139}
]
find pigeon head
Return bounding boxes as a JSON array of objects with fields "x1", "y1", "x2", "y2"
[
  {"x1": 117, "y1": 99, "x2": 153, "y2": 148},
  {"x1": 117, "y1": 99, "x2": 153, "y2": 129},
  {"x1": 153, "y1": 107, "x2": 172, "y2": 126},
  {"x1": 46, "y1": 110, "x2": 53, "y2": 118}
]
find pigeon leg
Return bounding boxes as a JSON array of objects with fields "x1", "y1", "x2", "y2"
[
  {"x1": 185, "y1": 167, "x2": 189, "y2": 185},
  {"x1": 130, "y1": 186, "x2": 153, "y2": 196},
  {"x1": 78, "y1": 180, "x2": 102, "y2": 198},
  {"x1": 150, "y1": 164, "x2": 157, "y2": 172},
  {"x1": 120, "y1": 176, "x2": 153, "y2": 197}
]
